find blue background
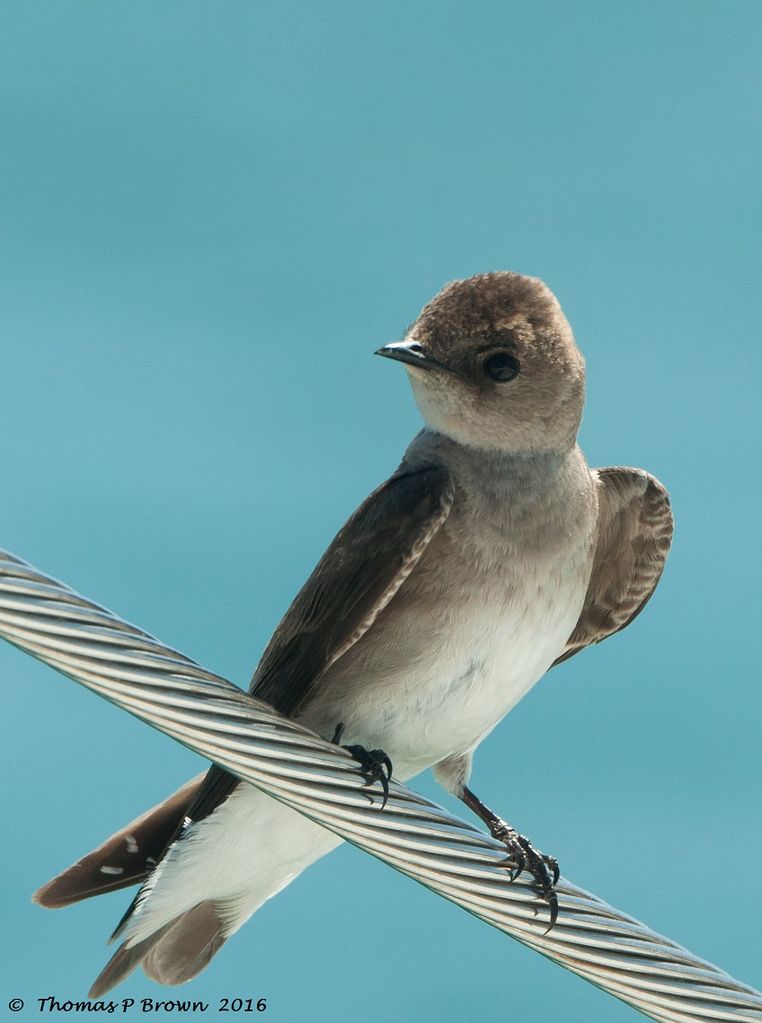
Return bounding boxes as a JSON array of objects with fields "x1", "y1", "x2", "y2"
[{"x1": 2, "y1": 2, "x2": 760, "y2": 1019}]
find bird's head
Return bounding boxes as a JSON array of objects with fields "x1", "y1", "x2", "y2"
[{"x1": 377, "y1": 272, "x2": 585, "y2": 454}]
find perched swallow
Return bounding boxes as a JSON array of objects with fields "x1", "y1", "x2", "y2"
[{"x1": 35, "y1": 272, "x2": 673, "y2": 995}]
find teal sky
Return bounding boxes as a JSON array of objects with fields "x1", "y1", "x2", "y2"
[{"x1": 2, "y1": 2, "x2": 760, "y2": 1018}]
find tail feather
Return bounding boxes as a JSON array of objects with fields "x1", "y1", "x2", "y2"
[
  {"x1": 88, "y1": 922, "x2": 175, "y2": 999},
  {"x1": 33, "y1": 775, "x2": 204, "y2": 909},
  {"x1": 89, "y1": 902, "x2": 226, "y2": 998},
  {"x1": 50, "y1": 777, "x2": 342, "y2": 995},
  {"x1": 143, "y1": 902, "x2": 227, "y2": 985}
]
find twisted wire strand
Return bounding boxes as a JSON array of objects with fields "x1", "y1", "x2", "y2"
[{"x1": 0, "y1": 549, "x2": 759, "y2": 1022}]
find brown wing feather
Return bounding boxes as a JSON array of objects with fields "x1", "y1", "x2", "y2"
[
  {"x1": 33, "y1": 775, "x2": 204, "y2": 908},
  {"x1": 553, "y1": 467, "x2": 673, "y2": 666},
  {"x1": 251, "y1": 463, "x2": 455, "y2": 713}
]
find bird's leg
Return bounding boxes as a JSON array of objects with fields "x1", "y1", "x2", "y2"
[
  {"x1": 460, "y1": 785, "x2": 559, "y2": 930},
  {"x1": 331, "y1": 722, "x2": 393, "y2": 809}
]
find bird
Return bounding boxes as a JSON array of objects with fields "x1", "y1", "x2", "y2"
[{"x1": 34, "y1": 271, "x2": 673, "y2": 995}]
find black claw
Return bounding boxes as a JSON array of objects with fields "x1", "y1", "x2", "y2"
[
  {"x1": 544, "y1": 890, "x2": 559, "y2": 933},
  {"x1": 547, "y1": 856, "x2": 560, "y2": 887},
  {"x1": 505, "y1": 851, "x2": 525, "y2": 882},
  {"x1": 343, "y1": 743, "x2": 394, "y2": 810},
  {"x1": 374, "y1": 759, "x2": 390, "y2": 809},
  {"x1": 488, "y1": 823, "x2": 560, "y2": 930},
  {"x1": 460, "y1": 788, "x2": 560, "y2": 931},
  {"x1": 528, "y1": 850, "x2": 560, "y2": 932}
]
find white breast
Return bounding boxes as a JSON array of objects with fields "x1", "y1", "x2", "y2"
[{"x1": 301, "y1": 552, "x2": 588, "y2": 781}]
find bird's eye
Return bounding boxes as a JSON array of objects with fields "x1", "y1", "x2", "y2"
[{"x1": 483, "y1": 352, "x2": 520, "y2": 382}]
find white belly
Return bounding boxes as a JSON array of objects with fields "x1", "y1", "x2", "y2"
[{"x1": 300, "y1": 563, "x2": 587, "y2": 779}]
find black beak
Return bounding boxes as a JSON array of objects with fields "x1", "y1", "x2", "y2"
[{"x1": 375, "y1": 339, "x2": 443, "y2": 371}]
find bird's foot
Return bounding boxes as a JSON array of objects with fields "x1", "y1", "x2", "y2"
[
  {"x1": 331, "y1": 723, "x2": 393, "y2": 809},
  {"x1": 491, "y1": 819, "x2": 559, "y2": 930}
]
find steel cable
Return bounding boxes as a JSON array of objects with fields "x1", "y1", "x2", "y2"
[{"x1": 1, "y1": 549, "x2": 759, "y2": 1022}]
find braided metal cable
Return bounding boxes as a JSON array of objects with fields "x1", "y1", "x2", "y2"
[{"x1": 1, "y1": 548, "x2": 759, "y2": 1022}]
